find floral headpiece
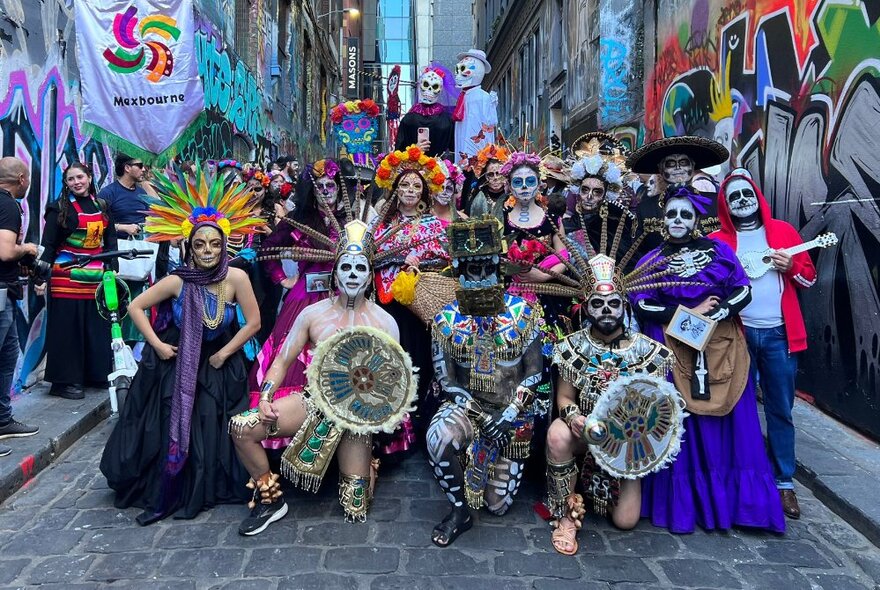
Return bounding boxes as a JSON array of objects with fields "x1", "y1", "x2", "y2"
[
  {"x1": 330, "y1": 99, "x2": 381, "y2": 124},
  {"x1": 375, "y1": 145, "x2": 446, "y2": 193},
  {"x1": 442, "y1": 159, "x2": 465, "y2": 187},
  {"x1": 499, "y1": 151, "x2": 542, "y2": 176},
  {"x1": 471, "y1": 144, "x2": 510, "y2": 177},
  {"x1": 217, "y1": 159, "x2": 241, "y2": 170},
  {"x1": 310, "y1": 159, "x2": 340, "y2": 180},
  {"x1": 145, "y1": 162, "x2": 266, "y2": 242},
  {"x1": 243, "y1": 168, "x2": 271, "y2": 187}
]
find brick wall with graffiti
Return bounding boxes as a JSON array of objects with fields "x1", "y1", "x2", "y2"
[{"x1": 645, "y1": 0, "x2": 880, "y2": 437}]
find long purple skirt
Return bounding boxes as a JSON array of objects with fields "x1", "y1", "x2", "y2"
[{"x1": 640, "y1": 324, "x2": 786, "y2": 534}]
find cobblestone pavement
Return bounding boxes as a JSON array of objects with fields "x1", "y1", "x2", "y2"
[{"x1": 1, "y1": 420, "x2": 879, "y2": 590}]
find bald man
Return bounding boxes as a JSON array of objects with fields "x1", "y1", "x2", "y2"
[{"x1": 0, "y1": 157, "x2": 40, "y2": 457}]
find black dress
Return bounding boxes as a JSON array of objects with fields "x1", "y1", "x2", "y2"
[
  {"x1": 100, "y1": 287, "x2": 250, "y2": 524},
  {"x1": 395, "y1": 109, "x2": 454, "y2": 157}
]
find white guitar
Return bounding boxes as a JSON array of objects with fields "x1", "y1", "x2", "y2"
[{"x1": 739, "y1": 232, "x2": 838, "y2": 279}]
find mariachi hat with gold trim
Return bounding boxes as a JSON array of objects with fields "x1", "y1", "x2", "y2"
[{"x1": 626, "y1": 136, "x2": 729, "y2": 173}]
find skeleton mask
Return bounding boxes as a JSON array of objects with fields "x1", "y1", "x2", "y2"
[
  {"x1": 454, "y1": 56, "x2": 486, "y2": 89},
  {"x1": 419, "y1": 70, "x2": 443, "y2": 104},
  {"x1": 585, "y1": 292, "x2": 625, "y2": 336},
  {"x1": 191, "y1": 225, "x2": 224, "y2": 270},
  {"x1": 724, "y1": 178, "x2": 760, "y2": 219},
  {"x1": 484, "y1": 161, "x2": 506, "y2": 192},
  {"x1": 664, "y1": 197, "x2": 697, "y2": 241},
  {"x1": 660, "y1": 153, "x2": 694, "y2": 185},
  {"x1": 335, "y1": 253, "x2": 371, "y2": 300},
  {"x1": 509, "y1": 166, "x2": 540, "y2": 205},
  {"x1": 579, "y1": 177, "x2": 606, "y2": 212}
]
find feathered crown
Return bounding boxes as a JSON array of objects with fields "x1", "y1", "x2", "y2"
[
  {"x1": 145, "y1": 163, "x2": 266, "y2": 242},
  {"x1": 375, "y1": 145, "x2": 446, "y2": 193}
]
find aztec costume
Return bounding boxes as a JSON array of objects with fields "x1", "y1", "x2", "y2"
[
  {"x1": 332, "y1": 99, "x2": 381, "y2": 167},
  {"x1": 713, "y1": 169, "x2": 821, "y2": 519},
  {"x1": 396, "y1": 63, "x2": 458, "y2": 157},
  {"x1": 101, "y1": 165, "x2": 264, "y2": 525},
  {"x1": 627, "y1": 136, "x2": 728, "y2": 257},
  {"x1": 38, "y1": 177, "x2": 118, "y2": 394},
  {"x1": 427, "y1": 203, "x2": 545, "y2": 547},
  {"x1": 229, "y1": 212, "x2": 419, "y2": 526},
  {"x1": 630, "y1": 185, "x2": 785, "y2": 534}
]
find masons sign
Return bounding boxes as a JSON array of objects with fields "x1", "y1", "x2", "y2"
[{"x1": 345, "y1": 37, "x2": 360, "y2": 99}]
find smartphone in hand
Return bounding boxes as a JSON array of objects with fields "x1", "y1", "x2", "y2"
[{"x1": 417, "y1": 127, "x2": 430, "y2": 145}]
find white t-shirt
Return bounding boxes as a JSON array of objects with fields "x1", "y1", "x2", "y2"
[{"x1": 737, "y1": 227, "x2": 784, "y2": 328}]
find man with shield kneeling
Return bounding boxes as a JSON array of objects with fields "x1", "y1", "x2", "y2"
[{"x1": 229, "y1": 219, "x2": 417, "y2": 534}]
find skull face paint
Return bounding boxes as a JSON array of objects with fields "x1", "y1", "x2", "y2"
[
  {"x1": 191, "y1": 225, "x2": 224, "y2": 270},
  {"x1": 509, "y1": 166, "x2": 540, "y2": 205},
  {"x1": 579, "y1": 177, "x2": 606, "y2": 212},
  {"x1": 395, "y1": 171, "x2": 424, "y2": 210},
  {"x1": 484, "y1": 161, "x2": 506, "y2": 192},
  {"x1": 454, "y1": 56, "x2": 486, "y2": 89},
  {"x1": 335, "y1": 253, "x2": 371, "y2": 300},
  {"x1": 664, "y1": 197, "x2": 697, "y2": 241},
  {"x1": 724, "y1": 178, "x2": 760, "y2": 219},
  {"x1": 660, "y1": 153, "x2": 694, "y2": 185},
  {"x1": 435, "y1": 178, "x2": 456, "y2": 206},
  {"x1": 419, "y1": 70, "x2": 443, "y2": 104},
  {"x1": 585, "y1": 292, "x2": 625, "y2": 336},
  {"x1": 314, "y1": 177, "x2": 339, "y2": 210}
]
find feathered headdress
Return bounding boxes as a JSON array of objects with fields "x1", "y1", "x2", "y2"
[
  {"x1": 375, "y1": 145, "x2": 446, "y2": 193},
  {"x1": 145, "y1": 163, "x2": 266, "y2": 242}
]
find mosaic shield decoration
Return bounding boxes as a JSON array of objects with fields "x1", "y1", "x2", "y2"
[
  {"x1": 306, "y1": 326, "x2": 417, "y2": 435},
  {"x1": 586, "y1": 373, "x2": 687, "y2": 480}
]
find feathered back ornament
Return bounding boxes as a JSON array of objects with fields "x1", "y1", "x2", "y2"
[{"x1": 145, "y1": 162, "x2": 266, "y2": 242}]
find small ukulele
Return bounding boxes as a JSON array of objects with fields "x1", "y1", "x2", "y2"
[{"x1": 739, "y1": 232, "x2": 838, "y2": 279}]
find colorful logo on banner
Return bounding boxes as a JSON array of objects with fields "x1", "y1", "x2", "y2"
[{"x1": 102, "y1": 6, "x2": 181, "y2": 83}]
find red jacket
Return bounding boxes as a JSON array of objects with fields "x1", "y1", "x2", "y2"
[{"x1": 710, "y1": 173, "x2": 816, "y2": 353}]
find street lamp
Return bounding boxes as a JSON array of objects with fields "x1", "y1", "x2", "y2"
[{"x1": 316, "y1": 7, "x2": 360, "y2": 19}]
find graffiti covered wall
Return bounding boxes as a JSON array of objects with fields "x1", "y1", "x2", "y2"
[{"x1": 646, "y1": 0, "x2": 880, "y2": 437}]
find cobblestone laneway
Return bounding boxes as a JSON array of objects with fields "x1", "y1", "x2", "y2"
[{"x1": 1, "y1": 420, "x2": 879, "y2": 589}]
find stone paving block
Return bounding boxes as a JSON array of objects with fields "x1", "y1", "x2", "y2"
[
  {"x1": 605, "y1": 530, "x2": 682, "y2": 557},
  {"x1": 86, "y1": 551, "x2": 165, "y2": 581},
  {"x1": 205, "y1": 503, "x2": 242, "y2": 524},
  {"x1": 442, "y1": 523, "x2": 528, "y2": 551},
  {"x1": 848, "y1": 552, "x2": 880, "y2": 582},
  {"x1": 532, "y1": 581, "x2": 610, "y2": 590},
  {"x1": 527, "y1": 525, "x2": 607, "y2": 554},
  {"x1": 408, "y1": 499, "x2": 453, "y2": 522},
  {"x1": 405, "y1": 547, "x2": 491, "y2": 575},
  {"x1": 659, "y1": 559, "x2": 741, "y2": 588},
  {"x1": 324, "y1": 546, "x2": 400, "y2": 574},
  {"x1": 157, "y1": 548, "x2": 243, "y2": 579},
  {"x1": 300, "y1": 521, "x2": 370, "y2": 546},
  {"x1": 369, "y1": 575, "x2": 433, "y2": 590},
  {"x1": 1, "y1": 528, "x2": 84, "y2": 555},
  {"x1": 444, "y1": 576, "x2": 531, "y2": 590},
  {"x1": 810, "y1": 521, "x2": 873, "y2": 550},
  {"x1": 25, "y1": 554, "x2": 94, "y2": 584},
  {"x1": 678, "y1": 532, "x2": 759, "y2": 561},
  {"x1": 380, "y1": 479, "x2": 433, "y2": 499},
  {"x1": 806, "y1": 573, "x2": 872, "y2": 590},
  {"x1": 30, "y1": 507, "x2": 79, "y2": 530},
  {"x1": 577, "y1": 554, "x2": 657, "y2": 583},
  {"x1": 757, "y1": 539, "x2": 833, "y2": 567},
  {"x1": 278, "y1": 572, "x2": 360, "y2": 590},
  {"x1": 734, "y1": 564, "x2": 811, "y2": 587},
  {"x1": 477, "y1": 498, "x2": 542, "y2": 526},
  {"x1": 209, "y1": 578, "x2": 279, "y2": 590},
  {"x1": 375, "y1": 521, "x2": 433, "y2": 547},
  {"x1": 157, "y1": 523, "x2": 227, "y2": 549},
  {"x1": 0, "y1": 507, "x2": 34, "y2": 531},
  {"x1": 104, "y1": 582, "x2": 195, "y2": 590},
  {"x1": 74, "y1": 489, "x2": 117, "y2": 509},
  {"x1": 221, "y1": 517, "x2": 296, "y2": 548},
  {"x1": 495, "y1": 551, "x2": 582, "y2": 579},
  {"x1": 243, "y1": 547, "x2": 322, "y2": 576},
  {"x1": 289, "y1": 499, "x2": 334, "y2": 519},
  {"x1": 81, "y1": 526, "x2": 158, "y2": 553},
  {"x1": 53, "y1": 488, "x2": 88, "y2": 510},
  {"x1": 370, "y1": 498, "x2": 403, "y2": 522},
  {"x1": 69, "y1": 508, "x2": 137, "y2": 529},
  {"x1": 0, "y1": 558, "x2": 29, "y2": 584}
]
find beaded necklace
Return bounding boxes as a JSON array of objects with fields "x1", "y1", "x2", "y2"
[{"x1": 203, "y1": 280, "x2": 227, "y2": 329}]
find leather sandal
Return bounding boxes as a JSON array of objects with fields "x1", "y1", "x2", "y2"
[
  {"x1": 431, "y1": 509, "x2": 473, "y2": 547},
  {"x1": 551, "y1": 516, "x2": 579, "y2": 555}
]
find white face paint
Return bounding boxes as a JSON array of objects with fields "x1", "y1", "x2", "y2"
[
  {"x1": 664, "y1": 197, "x2": 697, "y2": 240},
  {"x1": 660, "y1": 153, "x2": 694, "y2": 184},
  {"x1": 335, "y1": 253, "x2": 371, "y2": 300},
  {"x1": 314, "y1": 177, "x2": 338, "y2": 210},
  {"x1": 586, "y1": 292, "x2": 625, "y2": 336},
  {"x1": 724, "y1": 178, "x2": 759, "y2": 219},
  {"x1": 454, "y1": 56, "x2": 486, "y2": 89},
  {"x1": 419, "y1": 71, "x2": 443, "y2": 104},
  {"x1": 435, "y1": 178, "x2": 455, "y2": 206},
  {"x1": 509, "y1": 166, "x2": 540, "y2": 205},
  {"x1": 395, "y1": 172, "x2": 424, "y2": 211},
  {"x1": 191, "y1": 226, "x2": 223, "y2": 270}
]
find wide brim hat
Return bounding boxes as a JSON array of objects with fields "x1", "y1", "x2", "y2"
[
  {"x1": 570, "y1": 132, "x2": 627, "y2": 160},
  {"x1": 540, "y1": 155, "x2": 571, "y2": 183},
  {"x1": 455, "y1": 49, "x2": 492, "y2": 73},
  {"x1": 626, "y1": 136, "x2": 729, "y2": 173}
]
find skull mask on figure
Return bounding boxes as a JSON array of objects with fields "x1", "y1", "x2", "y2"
[
  {"x1": 419, "y1": 70, "x2": 444, "y2": 105},
  {"x1": 724, "y1": 177, "x2": 761, "y2": 227},
  {"x1": 664, "y1": 197, "x2": 697, "y2": 242},
  {"x1": 585, "y1": 292, "x2": 626, "y2": 336},
  {"x1": 454, "y1": 56, "x2": 486, "y2": 89},
  {"x1": 334, "y1": 253, "x2": 371, "y2": 300},
  {"x1": 659, "y1": 153, "x2": 694, "y2": 185}
]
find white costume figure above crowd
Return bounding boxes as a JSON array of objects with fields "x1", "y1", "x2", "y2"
[{"x1": 452, "y1": 49, "x2": 498, "y2": 160}]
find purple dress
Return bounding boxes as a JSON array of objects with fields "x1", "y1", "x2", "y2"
[{"x1": 630, "y1": 238, "x2": 785, "y2": 534}]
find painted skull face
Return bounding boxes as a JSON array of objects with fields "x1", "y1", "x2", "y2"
[
  {"x1": 585, "y1": 292, "x2": 625, "y2": 336},
  {"x1": 435, "y1": 178, "x2": 456, "y2": 206},
  {"x1": 509, "y1": 166, "x2": 540, "y2": 204},
  {"x1": 459, "y1": 256, "x2": 500, "y2": 289},
  {"x1": 454, "y1": 56, "x2": 486, "y2": 88},
  {"x1": 579, "y1": 177, "x2": 606, "y2": 212},
  {"x1": 335, "y1": 253, "x2": 371, "y2": 299},
  {"x1": 664, "y1": 197, "x2": 697, "y2": 241},
  {"x1": 725, "y1": 178, "x2": 759, "y2": 219},
  {"x1": 484, "y1": 161, "x2": 506, "y2": 192},
  {"x1": 191, "y1": 225, "x2": 223, "y2": 270},
  {"x1": 333, "y1": 112, "x2": 378, "y2": 155},
  {"x1": 314, "y1": 176, "x2": 339, "y2": 210},
  {"x1": 419, "y1": 70, "x2": 444, "y2": 104},
  {"x1": 396, "y1": 171, "x2": 424, "y2": 210},
  {"x1": 646, "y1": 174, "x2": 660, "y2": 197},
  {"x1": 660, "y1": 153, "x2": 694, "y2": 185}
]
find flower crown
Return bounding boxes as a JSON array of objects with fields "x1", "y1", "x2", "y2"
[
  {"x1": 243, "y1": 169, "x2": 271, "y2": 187},
  {"x1": 375, "y1": 145, "x2": 446, "y2": 193},
  {"x1": 216, "y1": 159, "x2": 241, "y2": 170},
  {"x1": 421, "y1": 65, "x2": 446, "y2": 79},
  {"x1": 442, "y1": 159, "x2": 465, "y2": 187},
  {"x1": 310, "y1": 159, "x2": 340, "y2": 180},
  {"x1": 472, "y1": 144, "x2": 510, "y2": 177},
  {"x1": 330, "y1": 99, "x2": 381, "y2": 124},
  {"x1": 145, "y1": 162, "x2": 265, "y2": 242},
  {"x1": 570, "y1": 154, "x2": 626, "y2": 196},
  {"x1": 499, "y1": 151, "x2": 542, "y2": 176}
]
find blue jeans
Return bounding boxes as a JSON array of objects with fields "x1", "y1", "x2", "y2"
[
  {"x1": 745, "y1": 325, "x2": 798, "y2": 490},
  {"x1": 0, "y1": 298, "x2": 19, "y2": 425}
]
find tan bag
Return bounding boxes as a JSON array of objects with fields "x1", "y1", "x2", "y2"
[
  {"x1": 409, "y1": 271, "x2": 458, "y2": 325},
  {"x1": 665, "y1": 319, "x2": 750, "y2": 416}
]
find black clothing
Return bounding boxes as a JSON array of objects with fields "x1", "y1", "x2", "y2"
[
  {"x1": 0, "y1": 189, "x2": 24, "y2": 285},
  {"x1": 396, "y1": 111, "x2": 455, "y2": 157}
]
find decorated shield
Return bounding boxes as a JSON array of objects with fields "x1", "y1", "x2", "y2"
[
  {"x1": 306, "y1": 326, "x2": 417, "y2": 435},
  {"x1": 584, "y1": 374, "x2": 687, "y2": 479}
]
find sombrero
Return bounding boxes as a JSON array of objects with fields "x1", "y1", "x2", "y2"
[
  {"x1": 626, "y1": 136, "x2": 729, "y2": 173},
  {"x1": 570, "y1": 132, "x2": 627, "y2": 160},
  {"x1": 540, "y1": 155, "x2": 570, "y2": 183}
]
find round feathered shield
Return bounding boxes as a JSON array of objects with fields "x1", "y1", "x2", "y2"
[
  {"x1": 306, "y1": 326, "x2": 417, "y2": 435},
  {"x1": 585, "y1": 373, "x2": 687, "y2": 480}
]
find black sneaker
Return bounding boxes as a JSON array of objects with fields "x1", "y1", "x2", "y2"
[
  {"x1": 0, "y1": 444, "x2": 10, "y2": 457},
  {"x1": 0, "y1": 419, "x2": 39, "y2": 440},
  {"x1": 238, "y1": 499, "x2": 288, "y2": 536}
]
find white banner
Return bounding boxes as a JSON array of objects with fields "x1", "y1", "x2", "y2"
[{"x1": 75, "y1": 0, "x2": 204, "y2": 154}]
